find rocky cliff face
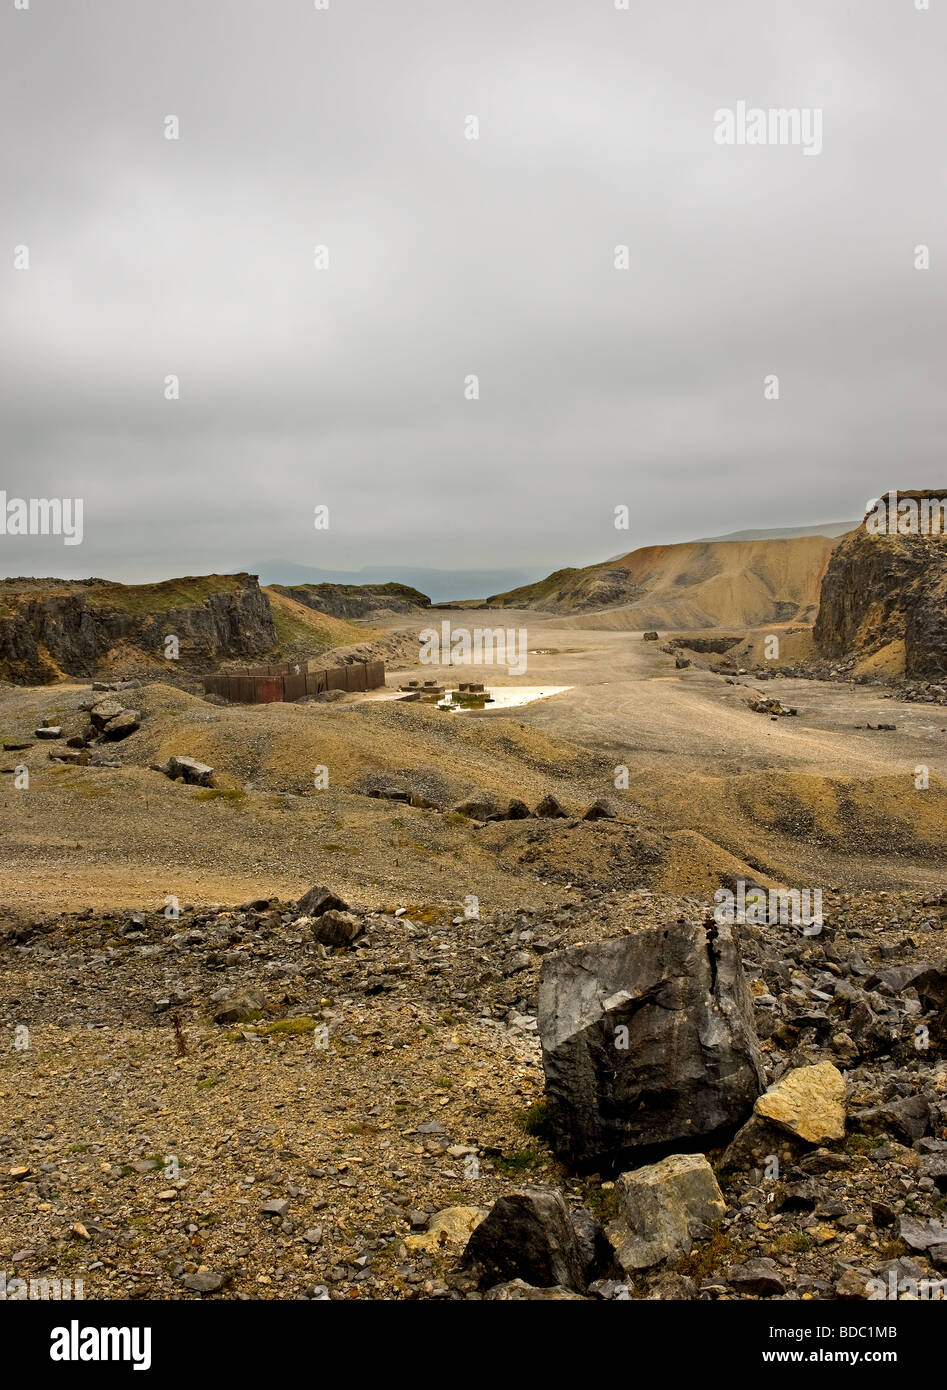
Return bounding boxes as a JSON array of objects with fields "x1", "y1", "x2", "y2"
[
  {"x1": 0, "y1": 574, "x2": 277, "y2": 683},
  {"x1": 814, "y1": 500, "x2": 947, "y2": 678},
  {"x1": 271, "y1": 581, "x2": 430, "y2": 620}
]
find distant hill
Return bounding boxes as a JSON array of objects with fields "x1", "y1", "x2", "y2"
[
  {"x1": 486, "y1": 533, "x2": 843, "y2": 629},
  {"x1": 258, "y1": 562, "x2": 548, "y2": 604}
]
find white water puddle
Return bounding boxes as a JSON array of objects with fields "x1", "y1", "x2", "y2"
[{"x1": 437, "y1": 685, "x2": 572, "y2": 712}]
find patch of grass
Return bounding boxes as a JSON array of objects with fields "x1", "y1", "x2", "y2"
[
  {"x1": 676, "y1": 1229, "x2": 736, "y2": 1281},
  {"x1": 521, "y1": 1100, "x2": 555, "y2": 1143},
  {"x1": 193, "y1": 787, "x2": 244, "y2": 802},
  {"x1": 254, "y1": 1016, "x2": 318, "y2": 1036},
  {"x1": 581, "y1": 1182, "x2": 620, "y2": 1224},
  {"x1": 491, "y1": 1149, "x2": 545, "y2": 1178},
  {"x1": 768, "y1": 1230, "x2": 815, "y2": 1255},
  {"x1": 68, "y1": 1144, "x2": 90, "y2": 1153},
  {"x1": 91, "y1": 574, "x2": 244, "y2": 616},
  {"x1": 195, "y1": 1074, "x2": 225, "y2": 1091},
  {"x1": 445, "y1": 812, "x2": 467, "y2": 827}
]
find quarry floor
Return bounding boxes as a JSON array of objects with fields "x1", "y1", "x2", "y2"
[{"x1": 0, "y1": 611, "x2": 943, "y2": 914}]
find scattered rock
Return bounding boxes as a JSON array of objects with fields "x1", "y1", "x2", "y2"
[
  {"x1": 295, "y1": 885, "x2": 349, "y2": 918},
  {"x1": 159, "y1": 755, "x2": 214, "y2": 787},
  {"x1": 727, "y1": 1257, "x2": 786, "y2": 1297},
  {"x1": 606, "y1": 1153, "x2": 726, "y2": 1272},
  {"x1": 753, "y1": 1062, "x2": 846, "y2": 1144},
  {"x1": 310, "y1": 910, "x2": 364, "y2": 948},
  {"x1": 405, "y1": 1206, "x2": 488, "y2": 1253},
  {"x1": 484, "y1": 1279, "x2": 588, "y2": 1300},
  {"x1": 458, "y1": 1188, "x2": 590, "y2": 1292}
]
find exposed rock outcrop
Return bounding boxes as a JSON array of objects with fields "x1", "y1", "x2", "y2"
[
  {"x1": 271, "y1": 581, "x2": 430, "y2": 620},
  {"x1": 814, "y1": 494, "x2": 947, "y2": 678},
  {"x1": 0, "y1": 574, "x2": 277, "y2": 683}
]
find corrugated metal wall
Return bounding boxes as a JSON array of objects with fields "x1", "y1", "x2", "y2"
[{"x1": 201, "y1": 660, "x2": 385, "y2": 704}]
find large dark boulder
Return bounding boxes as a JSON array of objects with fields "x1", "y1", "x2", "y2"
[
  {"x1": 538, "y1": 920, "x2": 764, "y2": 1167},
  {"x1": 458, "y1": 1189, "x2": 603, "y2": 1292},
  {"x1": 295, "y1": 885, "x2": 349, "y2": 918}
]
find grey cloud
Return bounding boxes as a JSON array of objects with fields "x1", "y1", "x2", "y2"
[{"x1": 1, "y1": 0, "x2": 944, "y2": 586}]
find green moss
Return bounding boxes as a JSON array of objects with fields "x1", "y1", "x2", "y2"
[{"x1": 846, "y1": 1134, "x2": 885, "y2": 1155}]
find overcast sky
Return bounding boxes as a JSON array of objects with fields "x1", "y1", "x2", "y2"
[{"x1": 1, "y1": 0, "x2": 944, "y2": 590}]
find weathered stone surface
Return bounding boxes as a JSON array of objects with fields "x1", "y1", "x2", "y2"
[
  {"x1": 161, "y1": 755, "x2": 214, "y2": 787},
  {"x1": 727, "y1": 1257, "x2": 786, "y2": 1296},
  {"x1": 606, "y1": 1153, "x2": 725, "y2": 1272},
  {"x1": 458, "y1": 1188, "x2": 588, "y2": 1292},
  {"x1": 34, "y1": 726, "x2": 62, "y2": 739},
  {"x1": 583, "y1": 798, "x2": 617, "y2": 821},
  {"x1": 213, "y1": 992, "x2": 264, "y2": 1024},
  {"x1": 534, "y1": 794, "x2": 568, "y2": 818},
  {"x1": 754, "y1": 1062, "x2": 846, "y2": 1144},
  {"x1": 720, "y1": 1114, "x2": 805, "y2": 1172},
  {"x1": 898, "y1": 1215, "x2": 947, "y2": 1252},
  {"x1": 0, "y1": 574, "x2": 277, "y2": 686},
  {"x1": 101, "y1": 709, "x2": 139, "y2": 740},
  {"x1": 295, "y1": 885, "x2": 349, "y2": 918},
  {"x1": 90, "y1": 698, "x2": 124, "y2": 729},
  {"x1": 311, "y1": 909, "x2": 364, "y2": 948},
  {"x1": 405, "y1": 1205, "x2": 488, "y2": 1253},
  {"x1": 181, "y1": 1271, "x2": 229, "y2": 1293},
  {"x1": 852, "y1": 1094, "x2": 929, "y2": 1145},
  {"x1": 538, "y1": 920, "x2": 764, "y2": 1166},
  {"x1": 484, "y1": 1279, "x2": 588, "y2": 1300},
  {"x1": 451, "y1": 793, "x2": 503, "y2": 821}
]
